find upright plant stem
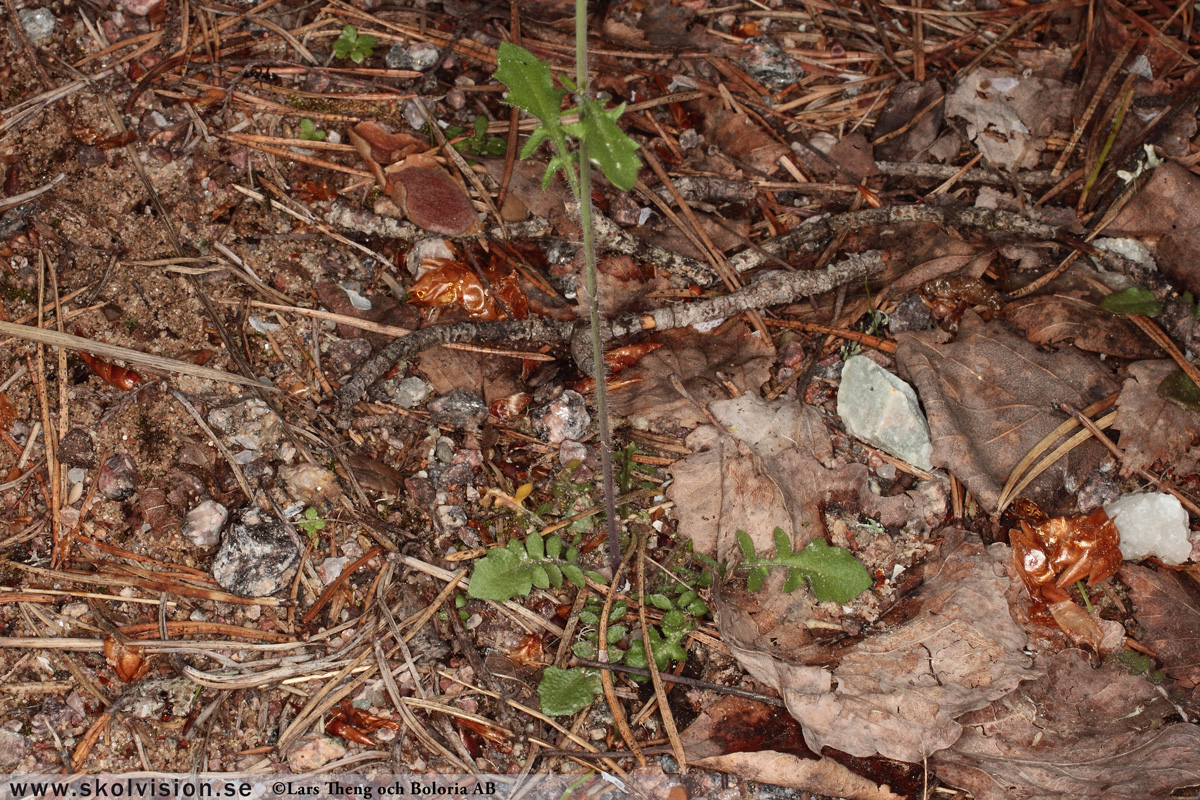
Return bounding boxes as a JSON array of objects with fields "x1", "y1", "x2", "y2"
[{"x1": 575, "y1": 0, "x2": 621, "y2": 575}]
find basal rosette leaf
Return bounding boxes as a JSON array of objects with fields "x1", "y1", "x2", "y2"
[
  {"x1": 538, "y1": 666, "x2": 601, "y2": 716},
  {"x1": 1100, "y1": 286, "x2": 1163, "y2": 317},
  {"x1": 791, "y1": 539, "x2": 873, "y2": 604},
  {"x1": 467, "y1": 547, "x2": 532, "y2": 601}
]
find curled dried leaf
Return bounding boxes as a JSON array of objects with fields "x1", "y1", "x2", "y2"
[
  {"x1": 490, "y1": 392, "x2": 531, "y2": 422},
  {"x1": 389, "y1": 165, "x2": 481, "y2": 236},
  {"x1": 75, "y1": 329, "x2": 143, "y2": 390},
  {"x1": 0, "y1": 392, "x2": 15, "y2": 430},
  {"x1": 325, "y1": 718, "x2": 375, "y2": 747},
  {"x1": 455, "y1": 717, "x2": 513, "y2": 754},
  {"x1": 1010, "y1": 504, "x2": 1121, "y2": 605},
  {"x1": 1047, "y1": 598, "x2": 1105, "y2": 651},
  {"x1": 506, "y1": 633, "x2": 546, "y2": 667},
  {"x1": 325, "y1": 699, "x2": 399, "y2": 746},
  {"x1": 104, "y1": 636, "x2": 150, "y2": 683},
  {"x1": 79, "y1": 352, "x2": 142, "y2": 390},
  {"x1": 571, "y1": 342, "x2": 663, "y2": 392},
  {"x1": 919, "y1": 276, "x2": 1003, "y2": 312},
  {"x1": 349, "y1": 121, "x2": 426, "y2": 165},
  {"x1": 407, "y1": 256, "x2": 527, "y2": 320}
]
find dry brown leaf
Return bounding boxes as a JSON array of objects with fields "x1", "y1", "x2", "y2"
[
  {"x1": 1110, "y1": 162, "x2": 1200, "y2": 295},
  {"x1": 681, "y1": 696, "x2": 912, "y2": 800},
  {"x1": 482, "y1": 158, "x2": 570, "y2": 221},
  {"x1": 703, "y1": 107, "x2": 789, "y2": 176},
  {"x1": 313, "y1": 282, "x2": 420, "y2": 348},
  {"x1": 872, "y1": 79, "x2": 945, "y2": 163},
  {"x1": 826, "y1": 132, "x2": 880, "y2": 183},
  {"x1": 1003, "y1": 294, "x2": 1160, "y2": 359},
  {"x1": 608, "y1": 322, "x2": 774, "y2": 430},
  {"x1": 719, "y1": 530, "x2": 1041, "y2": 763},
  {"x1": 1120, "y1": 564, "x2": 1200, "y2": 689},
  {"x1": 945, "y1": 69, "x2": 1073, "y2": 172},
  {"x1": 104, "y1": 636, "x2": 150, "y2": 683},
  {"x1": 668, "y1": 392, "x2": 946, "y2": 562},
  {"x1": 416, "y1": 343, "x2": 524, "y2": 403},
  {"x1": 896, "y1": 312, "x2": 1117, "y2": 512},
  {"x1": 384, "y1": 154, "x2": 481, "y2": 237},
  {"x1": 1113, "y1": 360, "x2": 1200, "y2": 476},
  {"x1": 348, "y1": 121, "x2": 425, "y2": 165},
  {"x1": 932, "y1": 649, "x2": 1200, "y2": 800}
]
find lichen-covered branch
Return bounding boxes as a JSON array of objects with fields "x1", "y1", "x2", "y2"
[{"x1": 332, "y1": 252, "x2": 884, "y2": 426}]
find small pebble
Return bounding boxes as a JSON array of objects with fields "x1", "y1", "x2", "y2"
[
  {"x1": 287, "y1": 736, "x2": 346, "y2": 771},
  {"x1": 434, "y1": 504, "x2": 468, "y2": 534},
  {"x1": 427, "y1": 390, "x2": 488, "y2": 430},
  {"x1": 208, "y1": 399, "x2": 285, "y2": 455},
  {"x1": 210, "y1": 506, "x2": 300, "y2": 597},
  {"x1": 279, "y1": 464, "x2": 341, "y2": 507},
  {"x1": 17, "y1": 8, "x2": 55, "y2": 42},
  {"x1": 383, "y1": 41, "x2": 440, "y2": 71},
  {"x1": 57, "y1": 428, "x2": 95, "y2": 468},
  {"x1": 532, "y1": 390, "x2": 591, "y2": 444},
  {"x1": 183, "y1": 499, "x2": 228, "y2": 548},
  {"x1": 98, "y1": 453, "x2": 138, "y2": 500}
]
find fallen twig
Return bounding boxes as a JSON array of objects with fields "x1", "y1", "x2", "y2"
[{"x1": 333, "y1": 251, "x2": 884, "y2": 425}]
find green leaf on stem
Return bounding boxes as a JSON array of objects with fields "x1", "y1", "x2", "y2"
[{"x1": 564, "y1": 99, "x2": 640, "y2": 191}]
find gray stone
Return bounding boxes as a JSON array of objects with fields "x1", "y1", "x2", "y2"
[
  {"x1": 18, "y1": 8, "x2": 55, "y2": 42},
  {"x1": 741, "y1": 37, "x2": 804, "y2": 89},
  {"x1": 324, "y1": 338, "x2": 372, "y2": 377},
  {"x1": 532, "y1": 390, "x2": 591, "y2": 445},
  {"x1": 211, "y1": 506, "x2": 299, "y2": 597},
  {"x1": 183, "y1": 499, "x2": 228, "y2": 548},
  {"x1": 427, "y1": 390, "x2": 487, "y2": 430},
  {"x1": 207, "y1": 399, "x2": 284, "y2": 455},
  {"x1": 393, "y1": 376, "x2": 432, "y2": 409},
  {"x1": 286, "y1": 735, "x2": 346, "y2": 771},
  {"x1": 385, "y1": 41, "x2": 440, "y2": 71},
  {"x1": 837, "y1": 355, "x2": 933, "y2": 471},
  {"x1": 98, "y1": 453, "x2": 138, "y2": 500},
  {"x1": 434, "y1": 504, "x2": 467, "y2": 534},
  {"x1": 0, "y1": 729, "x2": 31, "y2": 770},
  {"x1": 57, "y1": 427, "x2": 95, "y2": 468},
  {"x1": 434, "y1": 436, "x2": 456, "y2": 464}
]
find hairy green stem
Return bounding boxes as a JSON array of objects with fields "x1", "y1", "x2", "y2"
[{"x1": 575, "y1": 0, "x2": 621, "y2": 576}]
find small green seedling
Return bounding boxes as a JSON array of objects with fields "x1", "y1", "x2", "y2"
[
  {"x1": 1158, "y1": 369, "x2": 1200, "y2": 413},
  {"x1": 466, "y1": 531, "x2": 604, "y2": 601},
  {"x1": 298, "y1": 118, "x2": 326, "y2": 141},
  {"x1": 1100, "y1": 286, "x2": 1163, "y2": 317},
  {"x1": 332, "y1": 25, "x2": 375, "y2": 63},
  {"x1": 737, "y1": 528, "x2": 872, "y2": 605},
  {"x1": 446, "y1": 115, "x2": 507, "y2": 157},
  {"x1": 298, "y1": 507, "x2": 326, "y2": 537}
]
